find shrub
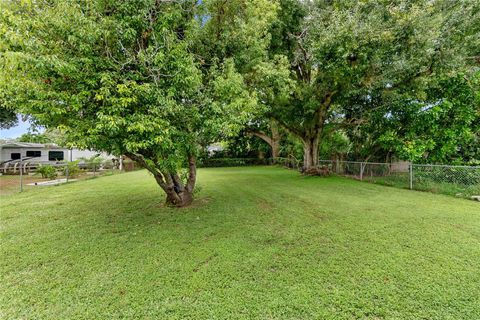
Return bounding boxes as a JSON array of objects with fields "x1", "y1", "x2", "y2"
[
  {"x1": 79, "y1": 155, "x2": 104, "y2": 171},
  {"x1": 36, "y1": 165, "x2": 57, "y2": 179},
  {"x1": 63, "y1": 161, "x2": 81, "y2": 178}
]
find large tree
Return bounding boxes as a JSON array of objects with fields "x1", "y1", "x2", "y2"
[
  {"x1": 245, "y1": 119, "x2": 283, "y2": 158},
  {"x1": 259, "y1": 0, "x2": 479, "y2": 171},
  {"x1": 0, "y1": 0, "x2": 275, "y2": 206},
  {"x1": 353, "y1": 72, "x2": 480, "y2": 164}
]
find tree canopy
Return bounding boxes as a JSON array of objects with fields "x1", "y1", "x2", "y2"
[
  {"x1": 252, "y1": 0, "x2": 479, "y2": 170},
  {"x1": 0, "y1": 0, "x2": 275, "y2": 206}
]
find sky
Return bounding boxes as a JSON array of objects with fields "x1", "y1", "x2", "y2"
[{"x1": 0, "y1": 115, "x2": 35, "y2": 139}]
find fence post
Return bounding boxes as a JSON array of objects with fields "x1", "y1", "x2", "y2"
[
  {"x1": 336, "y1": 159, "x2": 340, "y2": 174},
  {"x1": 66, "y1": 163, "x2": 69, "y2": 183},
  {"x1": 409, "y1": 163, "x2": 413, "y2": 190},
  {"x1": 360, "y1": 163, "x2": 364, "y2": 181},
  {"x1": 119, "y1": 156, "x2": 124, "y2": 171},
  {"x1": 19, "y1": 157, "x2": 23, "y2": 192}
]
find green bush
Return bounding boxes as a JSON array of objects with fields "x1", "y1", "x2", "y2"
[
  {"x1": 36, "y1": 165, "x2": 58, "y2": 179},
  {"x1": 80, "y1": 155, "x2": 104, "y2": 170},
  {"x1": 63, "y1": 161, "x2": 81, "y2": 178}
]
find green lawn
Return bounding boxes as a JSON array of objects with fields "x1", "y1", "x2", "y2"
[{"x1": 1, "y1": 167, "x2": 479, "y2": 319}]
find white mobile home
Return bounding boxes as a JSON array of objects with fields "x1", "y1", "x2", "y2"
[
  {"x1": 0, "y1": 142, "x2": 68, "y2": 162},
  {"x1": 0, "y1": 142, "x2": 111, "y2": 163}
]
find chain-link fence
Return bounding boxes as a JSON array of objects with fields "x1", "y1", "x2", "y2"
[
  {"x1": 3, "y1": 157, "x2": 479, "y2": 198},
  {"x1": 316, "y1": 160, "x2": 480, "y2": 198},
  {"x1": 0, "y1": 160, "x2": 128, "y2": 196},
  {"x1": 411, "y1": 164, "x2": 480, "y2": 197}
]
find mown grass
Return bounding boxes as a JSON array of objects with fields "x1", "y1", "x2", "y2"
[{"x1": 1, "y1": 166, "x2": 479, "y2": 319}]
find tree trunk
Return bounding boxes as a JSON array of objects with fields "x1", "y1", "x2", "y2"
[
  {"x1": 302, "y1": 135, "x2": 319, "y2": 171},
  {"x1": 164, "y1": 186, "x2": 193, "y2": 207},
  {"x1": 272, "y1": 93, "x2": 334, "y2": 173},
  {"x1": 126, "y1": 153, "x2": 197, "y2": 208},
  {"x1": 161, "y1": 156, "x2": 196, "y2": 207},
  {"x1": 270, "y1": 123, "x2": 281, "y2": 158}
]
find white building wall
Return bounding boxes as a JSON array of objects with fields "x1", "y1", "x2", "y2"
[
  {"x1": 0, "y1": 147, "x2": 113, "y2": 162},
  {"x1": 0, "y1": 147, "x2": 68, "y2": 162}
]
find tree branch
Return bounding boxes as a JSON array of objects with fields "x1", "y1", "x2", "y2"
[
  {"x1": 125, "y1": 152, "x2": 168, "y2": 190},
  {"x1": 249, "y1": 131, "x2": 273, "y2": 147}
]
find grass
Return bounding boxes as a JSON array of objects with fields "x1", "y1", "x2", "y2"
[{"x1": 1, "y1": 166, "x2": 479, "y2": 319}]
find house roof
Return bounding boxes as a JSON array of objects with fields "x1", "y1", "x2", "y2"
[{"x1": 0, "y1": 142, "x2": 66, "y2": 149}]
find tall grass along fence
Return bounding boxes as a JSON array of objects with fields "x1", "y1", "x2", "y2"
[
  {"x1": 319, "y1": 160, "x2": 480, "y2": 198},
  {"x1": 274, "y1": 157, "x2": 480, "y2": 198}
]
